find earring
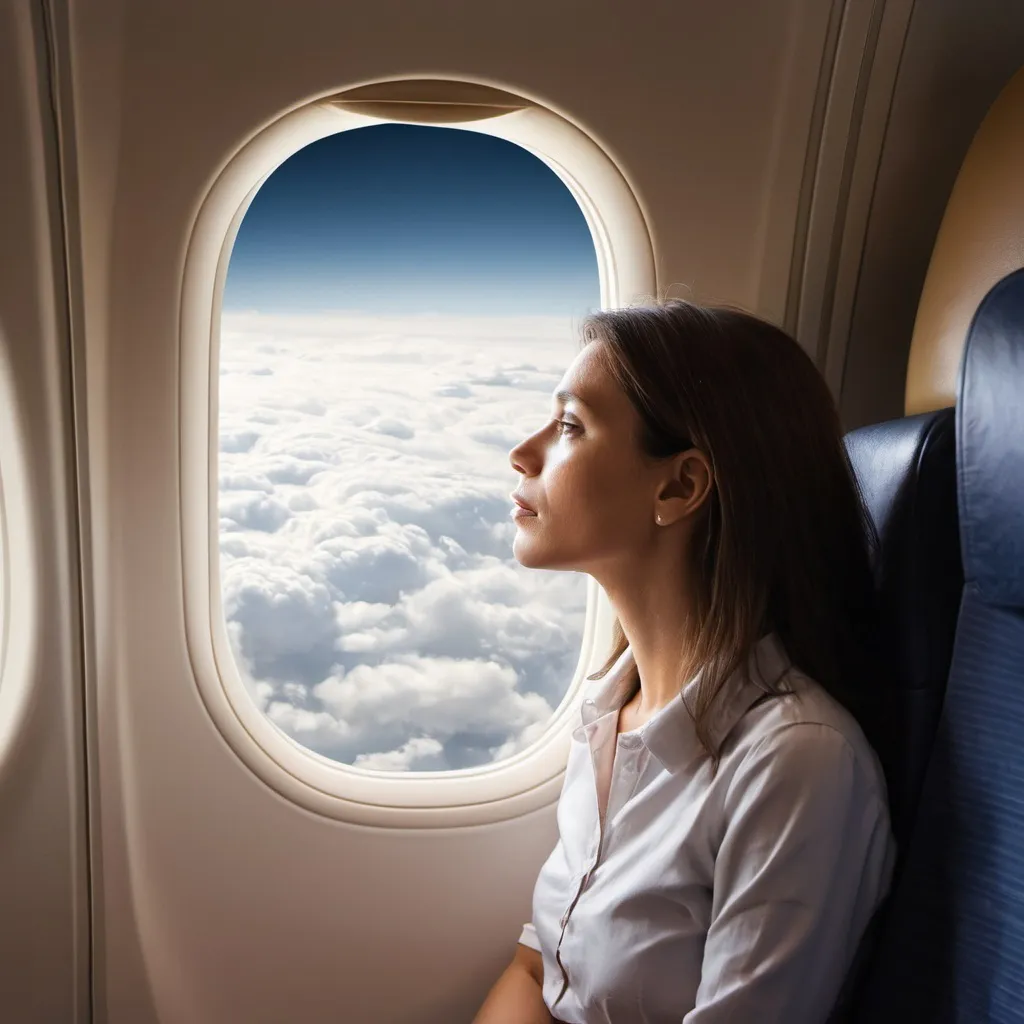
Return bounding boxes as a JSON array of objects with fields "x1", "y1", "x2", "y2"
[{"x1": 656, "y1": 513, "x2": 664, "y2": 525}]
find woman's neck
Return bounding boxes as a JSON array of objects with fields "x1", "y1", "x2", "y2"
[{"x1": 598, "y1": 553, "x2": 701, "y2": 719}]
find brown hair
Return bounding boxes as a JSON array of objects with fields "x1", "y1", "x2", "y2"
[{"x1": 582, "y1": 300, "x2": 878, "y2": 765}]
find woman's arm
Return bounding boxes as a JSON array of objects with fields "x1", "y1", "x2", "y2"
[
  {"x1": 684, "y1": 723, "x2": 894, "y2": 1023},
  {"x1": 473, "y1": 943, "x2": 556, "y2": 1024}
]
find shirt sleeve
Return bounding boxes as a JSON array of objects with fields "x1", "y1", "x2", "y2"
[
  {"x1": 684, "y1": 723, "x2": 893, "y2": 1023},
  {"x1": 518, "y1": 922, "x2": 542, "y2": 952}
]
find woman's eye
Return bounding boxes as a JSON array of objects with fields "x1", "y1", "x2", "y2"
[{"x1": 558, "y1": 420, "x2": 581, "y2": 436}]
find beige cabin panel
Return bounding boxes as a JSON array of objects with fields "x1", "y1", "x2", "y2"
[{"x1": 906, "y1": 66, "x2": 1024, "y2": 414}]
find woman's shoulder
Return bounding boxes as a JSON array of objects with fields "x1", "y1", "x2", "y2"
[{"x1": 731, "y1": 668, "x2": 888, "y2": 797}]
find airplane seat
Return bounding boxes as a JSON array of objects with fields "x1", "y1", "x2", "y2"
[
  {"x1": 842, "y1": 407, "x2": 961, "y2": 866},
  {"x1": 849, "y1": 269, "x2": 1024, "y2": 1022},
  {"x1": 841, "y1": 63, "x2": 1024, "y2": 1023}
]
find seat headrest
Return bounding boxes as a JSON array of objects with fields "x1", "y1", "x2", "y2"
[
  {"x1": 958, "y1": 267, "x2": 1024, "y2": 608},
  {"x1": 845, "y1": 409, "x2": 961, "y2": 693}
]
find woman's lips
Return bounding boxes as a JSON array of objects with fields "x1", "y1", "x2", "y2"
[{"x1": 510, "y1": 492, "x2": 538, "y2": 516}]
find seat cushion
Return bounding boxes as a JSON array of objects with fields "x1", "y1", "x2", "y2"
[{"x1": 844, "y1": 408, "x2": 961, "y2": 853}]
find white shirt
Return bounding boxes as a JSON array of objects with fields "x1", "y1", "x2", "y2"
[{"x1": 518, "y1": 633, "x2": 896, "y2": 1023}]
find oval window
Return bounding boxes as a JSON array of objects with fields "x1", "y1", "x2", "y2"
[{"x1": 218, "y1": 123, "x2": 600, "y2": 772}]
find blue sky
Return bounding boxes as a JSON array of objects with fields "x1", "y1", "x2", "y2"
[{"x1": 223, "y1": 123, "x2": 601, "y2": 318}]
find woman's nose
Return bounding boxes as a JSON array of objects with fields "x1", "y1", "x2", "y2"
[{"x1": 509, "y1": 435, "x2": 538, "y2": 476}]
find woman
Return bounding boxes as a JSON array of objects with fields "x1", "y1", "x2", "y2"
[{"x1": 473, "y1": 301, "x2": 896, "y2": 1023}]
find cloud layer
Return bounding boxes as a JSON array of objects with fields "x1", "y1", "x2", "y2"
[{"x1": 218, "y1": 311, "x2": 589, "y2": 771}]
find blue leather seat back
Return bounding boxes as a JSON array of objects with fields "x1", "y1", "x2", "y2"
[
  {"x1": 844, "y1": 409, "x2": 961, "y2": 861},
  {"x1": 853, "y1": 266, "x2": 1024, "y2": 1022}
]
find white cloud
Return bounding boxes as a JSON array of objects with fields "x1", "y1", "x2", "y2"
[
  {"x1": 218, "y1": 311, "x2": 589, "y2": 771},
  {"x1": 369, "y1": 417, "x2": 416, "y2": 440},
  {"x1": 354, "y1": 737, "x2": 447, "y2": 772},
  {"x1": 219, "y1": 491, "x2": 292, "y2": 533}
]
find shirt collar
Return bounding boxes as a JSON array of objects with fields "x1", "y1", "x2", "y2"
[{"x1": 573, "y1": 632, "x2": 792, "y2": 773}]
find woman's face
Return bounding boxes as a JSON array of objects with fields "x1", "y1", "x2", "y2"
[{"x1": 508, "y1": 340, "x2": 662, "y2": 577}]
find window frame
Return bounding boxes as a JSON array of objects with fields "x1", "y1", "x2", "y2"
[
  {"x1": 179, "y1": 79, "x2": 656, "y2": 827},
  {"x1": 0, "y1": 457, "x2": 6, "y2": 686},
  {"x1": 0, "y1": 344, "x2": 38, "y2": 773}
]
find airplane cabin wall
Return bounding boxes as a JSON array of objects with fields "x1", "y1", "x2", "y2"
[
  {"x1": 839, "y1": 0, "x2": 1024, "y2": 429},
  {"x1": 0, "y1": 1, "x2": 90, "y2": 1021}
]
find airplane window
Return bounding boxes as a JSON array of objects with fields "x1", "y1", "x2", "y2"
[
  {"x1": 218, "y1": 123, "x2": 599, "y2": 772},
  {"x1": 0, "y1": 473, "x2": 5, "y2": 682}
]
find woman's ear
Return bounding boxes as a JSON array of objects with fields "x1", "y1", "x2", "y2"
[{"x1": 653, "y1": 449, "x2": 713, "y2": 526}]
